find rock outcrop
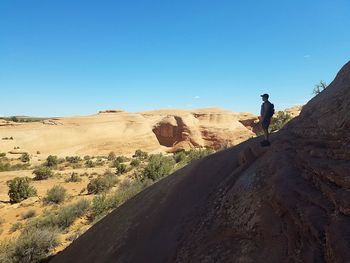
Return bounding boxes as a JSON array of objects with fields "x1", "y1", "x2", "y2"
[
  {"x1": 151, "y1": 109, "x2": 257, "y2": 150},
  {"x1": 0, "y1": 108, "x2": 256, "y2": 156},
  {"x1": 50, "y1": 61, "x2": 350, "y2": 263}
]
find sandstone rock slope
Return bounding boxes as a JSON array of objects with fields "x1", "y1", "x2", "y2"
[
  {"x1": 0, "y1": 109, "x2": 256, "y2": 157},
  {"x1": 51, "y1": 61, "x2": 350, "y2": 263}
]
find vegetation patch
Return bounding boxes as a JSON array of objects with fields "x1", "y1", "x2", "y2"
[
  {"x1": 90, "y1": 179, "x2": 152, "y2": 220},
  {"x1": 65, "y1": 172, "x2": 82, "y2": 183},
  {"x1": 0, "y1": 227, "x2": 59, "y2": 263},
  {"x1": 7, "y1": 177, "x2": 37, "y2": 204},
  {"x1": 43, "y1": 185, "x2": 67, "y2": 204},
  {"x1": 33, "y1": 166, "x2": 53, "y2": 180},
  {"x1": 143, "y1": 154, "x2": 175, "y2": 181},
  {"x1": 87, "y1": 171, "x2": 119, "y2": 194}
]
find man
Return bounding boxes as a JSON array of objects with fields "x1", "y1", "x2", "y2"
[{"x1": 260, "y1": 93, "x2": 274, "y2": 146}]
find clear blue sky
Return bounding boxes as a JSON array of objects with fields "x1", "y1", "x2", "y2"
[{"x1": 1, "y1": 0, "x2": 349, "y2": 117}]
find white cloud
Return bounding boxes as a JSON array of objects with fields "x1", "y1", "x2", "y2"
[{"x1": 194, "y1": 96, "x2": 200, "y2": 99}]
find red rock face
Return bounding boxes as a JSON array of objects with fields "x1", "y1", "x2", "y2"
[
  {"x1": 51, "y1": 62, "x2": 350, "y2": 263},
  {"x1": 152, "y1": 111, "x2": 257, "y2": 150}
]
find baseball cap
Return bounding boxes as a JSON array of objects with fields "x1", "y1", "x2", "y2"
[{"x1": 260, "y1": 93, "x2": 269, "y2": 99}]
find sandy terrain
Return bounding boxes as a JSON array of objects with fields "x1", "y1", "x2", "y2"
[{"x1": 0, "y1": 108, "x2": 258, "y2": 158}]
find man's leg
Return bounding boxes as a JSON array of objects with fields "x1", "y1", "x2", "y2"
[{"x1": 264, "y1": 127, "x2": 269, "y2": 141}]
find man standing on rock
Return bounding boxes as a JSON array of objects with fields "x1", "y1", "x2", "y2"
[{"x1": 260, "y1": 93, "x2": 274, "y2": 146}]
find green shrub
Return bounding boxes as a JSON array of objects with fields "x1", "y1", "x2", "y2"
[
  {"x1": 13, "y1": 227, "x2": 59, "y2": 262},
  {"x1": 0, "y1": 161, "x2": 29, "y2": 172},
  {"x1": 0, "y1": 161, "x2": 10, "y2": 172},
  {"x1": 90, "y1": 194, "x2": 111, "y2": 220},
  {"x1": 20, "y1": 153, "x2": 30, "y2": 163},
  {"x1": 46, "y1": 155, "x2": 58, "y2": 167},
  {"x1": 270, "y1": 111, "x2": 293, "y2": 132},
  {"x1": 107, "y1": 152, "x2": 116, "y2": 161},
  {"x1": 90, "y1": 179, "x2": 151, "y2": 220},
  {"x1": 173, "y1": 150, "x2": 187, "y2": 163},
  {"x1": 130, "y1": 158, "x2": 141, "y2": 167},
  {"x1": 55, "y1": 199, "x2": 90, "y2": 228},
  {"x1": 33, "y1": 166, "x2": 53, "y2": 180},
  {"x1": 44, "y1": 185, "x2": 67, "y2": 204},
  {"x1": 65, "y1": 156, "x2": 81, "y2": 163},
  {"x1": 116, "y1": 156, "x2": 130, "y2": 163},
  {"x1": 111, "y1": 159, "x2": 120, "y2": 168},
  {"x1": 85, "y1": 159, "x2": 95, "y2": 168},
  {"x1": 94, "y1": 159, "x2": 105, "y2": 166},
  {"x1": 83, "y1": 155, "x2": 91, "y2": 161},
  {"x1": 26, "y1": 200, "x2": 89, "y2": 231},
  {"x1": 7, "y1": 177, "x2": 37, "y2": 204},
  {"x1": 10, "y1": 116, "x2": 19, "y2": 122},
  {"x1": 186, "y1": 148, "x2": 215, "y2": 163},
  {"x1": 143, "y1": 154, "x2": 175, "y2": 181},
  {"x1": 0, "y1": 153, "x2": 6, "y2": 158},
  {"x1": 0, "y1": 239, "x2": 14, "y2": 263},
  {"x1": 21, "y1": 209, "x2": 36, "y2": 220},
  {"x1": 87, "y1": 171, "x2": 118, "y2": 194},
  {"x1": 116, "y1": 163, "x2": 127, "y2": 175},
  {"x1": 133, "y1": 149, "x2": 148, "y2": 160},
  {"x1": 65, "y1": 172, "x2": 82, "y2": 183}
]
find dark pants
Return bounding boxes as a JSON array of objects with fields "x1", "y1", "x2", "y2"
[{"x1": 261, "y1": 118, "x2": 271, "y2": 130}]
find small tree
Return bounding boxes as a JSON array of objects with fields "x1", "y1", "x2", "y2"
[
  {"x1": 7, "y1": 177, "x2": 37, "y2": 204},
  {"x1": 20, "y1": 153, "x2": 30, "y2": 163},
  {"x1": 46, "y1": 155, "x2": 58, "y2": 167},
  {"x1": 312, "y1": 81, "x2": 328, "y2": 96},
  {"x1": 10, "y1": 116, "x2": 19, "y2": 122},
  {"x1": 33, "y1": 166, "x2": 53, "y2": 180}
]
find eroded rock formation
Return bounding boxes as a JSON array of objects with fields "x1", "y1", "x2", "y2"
[
  {"x1": 151, "y1": 109, "x2": 256, "y2": 150},
  {"x1": 0, "y1": 108, "x2": 257, "y2": 156}
]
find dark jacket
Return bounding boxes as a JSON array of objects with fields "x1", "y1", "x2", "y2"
[{"x1": 260, "y1": 101, "x2": 273, "y2": 121}]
